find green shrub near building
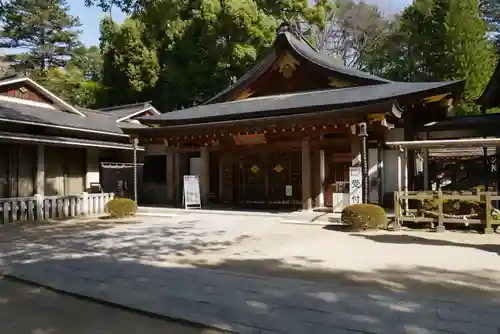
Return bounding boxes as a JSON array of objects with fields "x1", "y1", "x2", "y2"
[
  {"x1": 105, "y1": 198, "x2": 137, "y2": 218},
  {"x1": 341, "y1": 204, "x2": 387, "y2": 232}
]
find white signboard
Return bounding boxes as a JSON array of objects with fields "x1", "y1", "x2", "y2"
[
  {"x1": 349, "y1": 167, "x2": 363, "y2": 205},
  {"x1": 285, "y1": 185, "x2": 293, "y2": 197},
  {"x1": 183, "y1": 175, "x2": 201, "y2": 209}
]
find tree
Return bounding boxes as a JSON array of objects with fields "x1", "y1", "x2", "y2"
[
  {"x1": 0, "y1": 0, "x2": 82, "y2": 71},
  {"x1": 480, "y1": 0, "x2": 500, "y2": 52},
  {"x1": 304, "y1": 0, "x2": 391, "y2": 69},
  {"x1": 101, "y1": 18, "x2": 159, "y2": 107},
  {"x1": 70, "y1": 45, "x2": 103, "y2": 82},
  {"x1": 87, "y1": 0, "x2": 334, "y2": 111},
  {"x1": 367, "y1": 0, "x2": 497, "y2": 114},
  {"x1": 31, "y1": 67, "x2": 103, "y2": 107}
]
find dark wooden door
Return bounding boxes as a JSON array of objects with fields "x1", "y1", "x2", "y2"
[
  {"x1": 233, "y1": 151, "x2": 301, "y2": 208},
  {"x1": 235, "y1": 153, "x2": 266, "y2": 206}
]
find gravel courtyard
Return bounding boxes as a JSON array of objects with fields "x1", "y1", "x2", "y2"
[
  {"x1": 1, "y1": 214, "x2": 500, "y2": 333},
  {"x1": 0, "y1": 277, "x2": 219, "y2": 334},
  {"x1": 4, "y1": 214, "x2": 500, "y2": 298}
]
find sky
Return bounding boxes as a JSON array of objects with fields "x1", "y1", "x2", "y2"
[{"x1": 72, "y1": 0, "x2": 413, "y2": 46}]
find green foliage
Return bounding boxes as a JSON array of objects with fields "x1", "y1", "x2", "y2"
[
  {"x1": 31, "y1": 66, "x2": 104, "y2": 108},
  {"x1": 70, "y1": 45, "x2": 103, "y2": 82},
  {"x1": 341, "y1": 204, "x2": 387, "y2": 231},
  {"x1": 367, "y1": 0, "x2": 497, "y2": 114},
  {"x1": 105, "y1": 198, "x2": 137, "y2": 218},
  {"x1": 0, "y1": 0, "x2": 82, "y2": 71},
  {"x1": 101, "y1": 18, "x2": 159, "y2": 107},
  {"x1": 90, "y1": 0, "x2": 332, "y2": 111}
]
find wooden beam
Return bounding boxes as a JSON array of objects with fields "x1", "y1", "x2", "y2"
[{"x1": 166, "y1": 148, "x2": 175, "y2": 205}]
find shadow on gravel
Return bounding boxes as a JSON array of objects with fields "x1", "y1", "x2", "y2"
[
  {"x1": 351, "y1": 233, "x2": 500, "y2": 256},
  {"x1": 0, "y1": 277, "x2": 217, "y2": 334},
  {"x1": 2, "y1": 241, "x2": 500, "y2": 333}
]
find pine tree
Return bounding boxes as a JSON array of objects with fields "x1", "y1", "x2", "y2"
[
  {"x1": 443, "y1": 0, "x2": 497, "y2": 113},
  {"x1": 368, "y1": 0, "x2": 497, "y2": 114},
  {"x1": 0, "y1": 0, "x2": 82, "y2": 71}
]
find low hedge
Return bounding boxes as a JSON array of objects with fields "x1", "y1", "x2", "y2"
[
  {"x1": 341, "y1": 204, "x2": 387, "y2": 232},
  {"x1": 105, "y1": 198, "x2": 137, "y2": 218}
]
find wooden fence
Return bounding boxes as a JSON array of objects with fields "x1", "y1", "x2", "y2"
[
  {"x1": 394, "y1": 189, "x2": 499, "y2": 234},
  {"x1": 0, "y1": 192, "x2": 115, "y2": 224}
]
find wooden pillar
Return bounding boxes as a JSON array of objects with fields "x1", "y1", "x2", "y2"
[
  {"x1": 302, "y1": 138, "x2": 312, "y2": 210},
  {"x1": 36, "y1": 144, "x2": 44, "y2": 195},
  {"x1": 166, "y1": 149, "x2": 175, "y2": 205},
  {"x1": 218, "y1": 153, "x2": 224, "y2": 202},
  {"x1": 200, "y1": 146, "x2": 210, "y2": 204},
  {"x1": 422, "y1": 132, "x2": 429, "y2": 191},
  {"x1": 350, "y1": 136, "x2": 361, "y2": 167},
  {"x1": 174, "y1": 152, "x2": 182, "y2": 206}
]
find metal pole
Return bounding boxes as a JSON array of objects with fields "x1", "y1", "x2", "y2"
[
  {"x1": 404, "y1": 147, "x2": 409, "y2": 214},
  {"x1": 359, "y1": 122, "x2": 369, "y2": 203},
  {"x1": 132, "y1": 137, "x2": 138, "y2": 203}
]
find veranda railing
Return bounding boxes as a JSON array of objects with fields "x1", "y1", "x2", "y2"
[
  {"x1": 394, "y1": 189, "x2": 500, "y2": 234},
  {"x1": 0, "y1": 192, "x2": 115, "y2": 224}
]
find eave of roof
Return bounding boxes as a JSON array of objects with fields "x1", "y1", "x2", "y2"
[
  {"x1": 125, "y1": 100, "x2": 396, "y2": 136},
  {"x1": 204, "y1": 24, "x2": 390, "y2": 105},
  {"x1": 0, "y1": 75, "x2": 87, "y2": 116},
  {"x1": 0, "y1": 130, "x2": 143, "y2": 150},
  {"x1": 139, "y1": 80, "x2": 464, "y2": 127},
  {"x1": 0, "y1": 99, "x2": 128, "y2": 137}
]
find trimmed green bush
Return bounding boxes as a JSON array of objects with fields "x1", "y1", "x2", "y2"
[
  {"x1": 341, "y1": 204, "x2": 387, "y2": 231},
  {"x1": 105, "y1": 198, "x2": 137, "y2": 218}
]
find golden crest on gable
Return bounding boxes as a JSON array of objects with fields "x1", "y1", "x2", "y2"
[{"x1": 275, "y1": 52, "x2": 300, "y2": 78}]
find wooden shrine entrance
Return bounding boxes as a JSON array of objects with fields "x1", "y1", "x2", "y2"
[{"x1": 219, "y1": 150, "x2": 302, "y2": 209}]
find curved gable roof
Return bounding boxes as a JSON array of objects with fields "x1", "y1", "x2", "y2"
[{"x1": 205, "y1": 23, "x2": 390, "y2": 104}]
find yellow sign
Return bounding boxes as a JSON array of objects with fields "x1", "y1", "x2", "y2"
[
  {"x1": 250, "y1": 165, "x2": 260, "y2": 174},
  {"x1": 273, "y1": 164, "x2": 284, "y2": 173}
]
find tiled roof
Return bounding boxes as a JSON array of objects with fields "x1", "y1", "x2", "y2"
[
  {"x1": 139, "y1": 81, "x2": 464, "y2": 126},
  {"x1": 0, "y1": 99, "x2": 127, "y2": 135}
]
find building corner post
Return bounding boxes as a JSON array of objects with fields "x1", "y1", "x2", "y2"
[
  {"x1": 358, "y1": 122, "x2": 369, "y2": 203},
  {"x1": 132, "y1": 137, "x2": 138, "y2": 203}
]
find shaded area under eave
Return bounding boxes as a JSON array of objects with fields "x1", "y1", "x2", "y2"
[
  {"x1": 137, "y1": 80, "x2": 464, "y2": 128},
  {"x1": 204, "y1": 27, "x2": 391, "y2": 105},
  {"x1": 422, "y1": 113, "x2": 500, "y2": 132},
  {"x1": 477, "y1": 57, "x2": 500, "y2": 109},
  {"x1": 0, "y1": 131, "x2": 143, "y2": 150}
]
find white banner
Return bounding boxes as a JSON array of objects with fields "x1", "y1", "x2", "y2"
[
  {"x1": 183, "y1": 175, "x2": 201, "y2": 209},
  {"x1": 349, "y1": 167, "x2": 363, "y2": 205}
]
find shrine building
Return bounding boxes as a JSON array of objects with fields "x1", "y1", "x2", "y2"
[{"x1": 124, "y1": 23, "x2": 464, "y2": 210}]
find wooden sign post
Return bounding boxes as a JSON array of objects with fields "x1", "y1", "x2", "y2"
[{"x1": 349, "y1": 167, "x2": 363, "y2": 205}]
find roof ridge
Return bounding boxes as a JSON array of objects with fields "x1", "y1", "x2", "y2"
[
  {"x1": 78, "y1": 107, "x2": 115, "y2": 116},
  {"x1": 277, "y1": 21, "x2": 320, "y2": 53},
  {"x1": 98, "y1": 101, "x2": 151, "y2": 111}
]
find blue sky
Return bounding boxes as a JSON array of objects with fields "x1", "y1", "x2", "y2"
[{"x1": 73, "y1": 0, "x2": 413, "y2": 46}]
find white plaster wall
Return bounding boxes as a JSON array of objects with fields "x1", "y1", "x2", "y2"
[
  {"x1": 368, "y1": 148, "x2": 379, "y2": 203},
  {"x1": 85, "y1": 148, "x2": 100, "y2": 190},
  {"x1": 383, "y1": 128, "x2": 404, "y2": 196}
]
